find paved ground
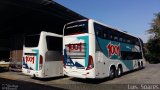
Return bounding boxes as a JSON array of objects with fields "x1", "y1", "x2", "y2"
[
  {"x1": 0, "y1": 78, "x2": 65, "y2": 90},
  {"x1": 0, "y1": 63, "x2": 160, "y2": 90}
]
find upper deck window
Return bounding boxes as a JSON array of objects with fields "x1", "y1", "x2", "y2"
[{"x1": 64, "y1": 21, "x2": 88, "y2": 36}]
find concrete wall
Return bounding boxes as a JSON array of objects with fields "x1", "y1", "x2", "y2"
[{"x1": 10, "y1": 34, "x2": 24, "y2": 69}]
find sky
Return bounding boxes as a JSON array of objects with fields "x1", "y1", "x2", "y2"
[{"x1": 55, "y1": 0, "x2": 160, "y2": 43}]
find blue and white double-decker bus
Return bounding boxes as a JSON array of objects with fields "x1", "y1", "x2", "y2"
[{"x1": 63, "y1": 19, "x2": 145, "y2": 79}]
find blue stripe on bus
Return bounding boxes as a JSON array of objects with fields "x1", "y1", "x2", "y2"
[
  {"x1": 22, "y1": 57, "x2": 29, "y2": 69},
  {"x1": 32, "y1": 49, "x2": 39, "y2": 71},
  {"x1": 77, "y1": 36, "x2": 89, "y2": 67},
  {"x1": 96, "y1": 37, "x2": 134, "y2": 70},
  {"x1": 64, "y1": 49, "x2": 67, "y2": 66}
]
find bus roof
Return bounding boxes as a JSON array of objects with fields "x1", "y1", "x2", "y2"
[
  {"x1": 25, "y1": 31, "x2": 63, "y2": 37},
  {"x1": 41, "y1": 31, "x2": 63, "y2": 37},
  {"x1": 65, "y1": 19, "x2": 140, "y2": 40}
]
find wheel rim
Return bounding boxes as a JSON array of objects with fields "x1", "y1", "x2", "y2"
[
  {"x1": 118, "y1": 68, "x2": 121, "y2": 76},
  {"x1": 110, "y1": 69, "x2": 115, "y2": 78}
]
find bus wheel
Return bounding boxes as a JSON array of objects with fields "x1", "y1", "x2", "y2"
[
  {"x1": 31, "y1": 74, "x2": 36, "y2": 79},
  {"x1": 109, "y1": 67, "x2": 116, "y2": 80},
  {"x1": 116, "y1": 66, "x2": 123, "y2": 77},
  {"x1": 141, "y1": 62, "x2": 144, "y2": 69},
  {"x1": 138, "y1": 62, "x2": 141, "y2": 70}
]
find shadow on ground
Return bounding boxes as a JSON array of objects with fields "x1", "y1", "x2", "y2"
[
  {"x1": 31, "y1": 75, "x2": 68, "y2": 81},
  {"x1": 0, "y1": 68, "x2": 9, "y2": 73},
  {"x1": 0, "y1": 78, "x2": 67, "y2": 90},
  {"x1": 70, "y1": 67, "x2": 145, "y2": 84},
  {"x1": 70, "y1": 77, "x2": 110, "y2": 84}
]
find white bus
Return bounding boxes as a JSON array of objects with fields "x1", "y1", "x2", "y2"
[
  {"x1": 22, "y1": 31, "x2": 63, "y2": 78},
  {"x1": 63, "y1": 19, "x2": 145, "y2": 79}
]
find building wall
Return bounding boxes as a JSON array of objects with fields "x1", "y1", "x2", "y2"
[
  {"x1": 0, "y1": 36, "x2": 11, "y2": 61},
  {"x1": 10, "y1": 34, "x2": 24, "y2": 69},
  {"x1": 10, "y1": 50, "x2": 23, "y2": 64}
]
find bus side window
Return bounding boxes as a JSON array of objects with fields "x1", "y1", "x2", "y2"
[
  {"x1": 127, "y1": 40, "x2": 131, "y2": 43},
  {"x1": 136, "y1": 39, "x2": 140, "y2": 46},
  {"x1": 45, "y1": 36, "x2": 62, "y2": 61},
  {"x1": 114, "y1": 36, "x2": 118, "y2": 41},
  {"x1": 103, "y1": 29, "x2": 109, "y2": 39},
  {"x1": 121, "y1": 51, "x2": 142, "y2": 60},
  {"x1": 109, "y1": 35, "x2": 113, "y2": 40},
  {"x1": 119, "y1": 38, "x2": 123, "y2": 42},
  {"x1": 104, "y1": 33, "x2": 107, "y2": 38},
  {"x1": 96, "y1": 30, "x2": 102, "y2": 37},
  {"x1": 94, "y1": 22, "x2": 113, "y2": 39},
  {"x1": 123, "y1": 38, "x2": 126, "y2": 43},
  {"x1": 118, "y1": 32, "x2": 123, "y2": 42}
]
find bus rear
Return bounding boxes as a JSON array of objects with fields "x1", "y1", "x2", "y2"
[
  {"x1": 63, "y1": 19, "x2": 95, "y2": 78},
  {"x1": 22, "y1": 34, "x2": 43, "y2": 77}
]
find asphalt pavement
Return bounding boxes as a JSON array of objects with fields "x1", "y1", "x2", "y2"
[{"x1": 0, "y1": 63, "x2": 160, "y2": 90}]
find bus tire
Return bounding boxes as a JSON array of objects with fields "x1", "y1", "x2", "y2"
[
  {"x1": 141, "y1": 62, "x2": 144, "y2": 69},
  {"x1": 31, "y1": 74, "x2": 36, "y2": 79},
  {"x1": 138, "y1": 62, "x2": 141, "y2": 70},
  {"x1": 116, "y1": 66, "x2": 123, "y2": 77},
  {"x1": 109, "y1": 67, "x2": 116, "y2": 80}
]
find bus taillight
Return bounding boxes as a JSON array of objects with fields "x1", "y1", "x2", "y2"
[
  {"x1": 39, "y1": 55, "x2": 43, "y2": 70},
  {"x1": 86, "y1": 55, "x2": 94, "y2": 70},
  {"x1": 40, "y1": 55, "x2": 43, "y2": 64}
]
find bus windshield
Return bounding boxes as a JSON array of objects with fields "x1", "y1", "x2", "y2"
[
  {"x1": 24, "y1": 35, "x2": 40, "y2": 47},
  {"x1": 64, "y1": 21, "x2": 88, "y2": 36}
]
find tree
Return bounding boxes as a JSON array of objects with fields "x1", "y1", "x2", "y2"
[
  {"x1": 147, "y1": 12, "x2": 160, "y2": 39},
  {"x1": 146, "y1": 12, "x2": 160, "y2": 63}
]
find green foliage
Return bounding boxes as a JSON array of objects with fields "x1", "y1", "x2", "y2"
[
  {"x1": 145, "y1": 54, "x2": 160, "y2": 64},
  {"x1": 147, "y1": 12, "x2": 160, "y2": 39},
  {"x1": 147, "y1": 38, "x2": 160, "y2": 54},
  {"x1": 146, "y1": 12, "x2": 160, "y2": 63}
]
